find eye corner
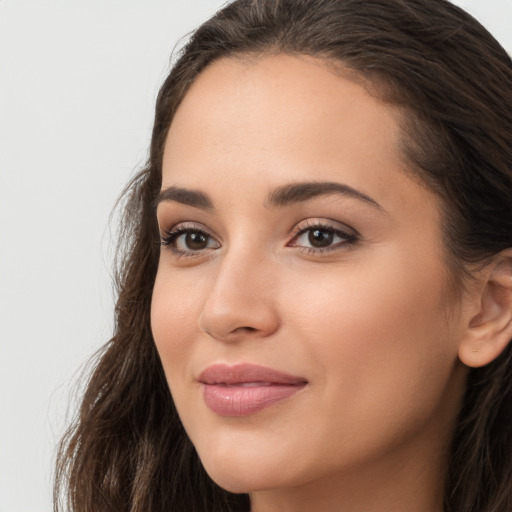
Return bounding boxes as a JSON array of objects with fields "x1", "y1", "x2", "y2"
[
  {"x1": 287, "y1": 219, "x2": 359, "y2": 255},
  {"x1": 159, "y1": 221, "x2": 221, "y2": 260}
]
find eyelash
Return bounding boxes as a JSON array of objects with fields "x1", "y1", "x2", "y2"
[
  {"x1": 288, "y1": 221, "x2": 359, "y2": 254},
  {"x1": 159, "y1": 221, "x2": 359, "y2": 258},
  {"x1": 160, "y1": 223, "x2": 218, "y2": 258}
]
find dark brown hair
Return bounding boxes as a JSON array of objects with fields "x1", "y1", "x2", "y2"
[{"x1": 54, "y1": 1, "x2": 512, "y2": 511}]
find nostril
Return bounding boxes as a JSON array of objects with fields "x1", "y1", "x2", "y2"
[
  {"x1": 198, "y1": 296, "x2": 280, "y2": 341},
  {"x1": 236, "y1": 326, "x2": 257, "y2": 333}
]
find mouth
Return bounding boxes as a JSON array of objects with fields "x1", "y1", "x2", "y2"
[{"x1": 198, "y1": 363, "x2": 308, "y2": 417}]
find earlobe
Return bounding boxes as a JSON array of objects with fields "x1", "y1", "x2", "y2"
[{"x1": 458, "y1": 249, "x2": 512, "y2": 368}]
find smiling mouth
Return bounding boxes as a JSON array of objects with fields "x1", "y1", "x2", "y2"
[
  {"x1": 198, "y1": 363, "x2": 308, "y2": 417},
  {"x1": 223, "y1": 382, "x2": 275, "y2": 387}
]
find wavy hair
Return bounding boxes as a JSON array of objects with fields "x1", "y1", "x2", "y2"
[{"x1": 54, "y1": 1, "x2": 512, "y2": 511}]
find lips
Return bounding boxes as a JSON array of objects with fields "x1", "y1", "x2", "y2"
[{"x1": 198, "y1": 363, "x2": 308, "y2": 417}]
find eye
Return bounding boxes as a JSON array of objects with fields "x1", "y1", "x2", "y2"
[
  {"x1": 288, "y1": 221, "x2": 358, "y2": 253},
  {"x1": 160, "y1": 224, "x2": 220, "y2": 256}
]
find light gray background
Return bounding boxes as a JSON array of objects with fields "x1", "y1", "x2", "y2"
[{"x1": 0, "y1": 1, "x2": 510, "y2": 511}]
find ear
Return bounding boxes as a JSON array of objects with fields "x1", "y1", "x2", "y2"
[{"x1": 458, "y1": 249, "x2": 512, "y2": 368}]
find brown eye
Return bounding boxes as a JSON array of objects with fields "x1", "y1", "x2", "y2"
[
  {"x1": 308, "y1": 229, "x2": 334, "y2": 248},
  {"x1": 185, "y1": 232, "x2": 210, "y2": 250},
  {"x1": 161, "y1": 226, "x2": 220, "y2": 255},
  {"x1": 289, "y1": 223, "x2": 358, "y2": 253}
]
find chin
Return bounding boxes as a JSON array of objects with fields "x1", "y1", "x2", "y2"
[
  {"x1": 197, "y1": 444, "x2": 293, "y2": 494},
  {"x1": 207, "y1": 471, "x2": 257, "y2": 495},
  {"x1": 202, "y1": 463, "x2": 265, "y2": 494}
]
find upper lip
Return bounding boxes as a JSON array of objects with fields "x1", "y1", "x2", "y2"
[{"x1": 198, "y1": 363, "x2": 308, "y2": 386}]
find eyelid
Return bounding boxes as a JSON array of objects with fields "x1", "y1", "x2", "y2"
[
  {"x1": 159, "y1": 221, "x2": 221, "y2": 257},
  {"x1": 158, "y1": 218, "x2": 359, "y2": 259},
  {"x1": 160, "y1": 220, "x2": 218, "y2": 238},
  {"x1": 291, "y1": 218, "x2": 359, "y2": 238},
  {"x1": 287, "y1": 218, "x2": 359, "y2": 252}
]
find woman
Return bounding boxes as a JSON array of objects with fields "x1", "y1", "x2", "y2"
[{"x1": 55, "y1": 0, "x2": 512, "y2": 511}]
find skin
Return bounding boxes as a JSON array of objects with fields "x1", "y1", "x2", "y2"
[{"x1": 151, "y1": 55, "x2": 473, "y2": 512}]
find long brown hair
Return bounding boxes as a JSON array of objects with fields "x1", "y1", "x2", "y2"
[{"x1": 54, "y1": 1, "x2": 512, "y2": 511}]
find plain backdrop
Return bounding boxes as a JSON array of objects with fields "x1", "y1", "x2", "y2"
[{"x1": 0, "y1": 1, "x2": 510, "y2": 511}]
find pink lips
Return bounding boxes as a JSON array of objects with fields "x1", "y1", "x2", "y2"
[{"x1": 198, "y1": 363, "x2": 308, "y2": 417}]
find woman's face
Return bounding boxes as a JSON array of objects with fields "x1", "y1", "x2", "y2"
[{"x1": 151, "y1": 55, "x2": 468, "y2": 499}]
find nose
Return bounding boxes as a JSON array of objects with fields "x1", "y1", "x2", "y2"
[{"x1": 198, "y1": 251, "x2": 280, "y2": 342}]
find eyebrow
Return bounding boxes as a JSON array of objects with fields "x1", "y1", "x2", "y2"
[
  {"x1": 154, "y1": 185, "x2": 213, "y2": 209},
  {"x1": 154, "y1": 181, "x2": 382, "y2": 211},
  {"x1": 267, "y1": 181, "x2": 382, "y2": 209}
]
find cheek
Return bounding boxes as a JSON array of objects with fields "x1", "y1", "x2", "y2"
[
  {"x1": 286, "y1": 247, "x2": 458, "y2": 411},
  {"x1": 150, "y1": 268, "x2": 204, "y2": 377}
]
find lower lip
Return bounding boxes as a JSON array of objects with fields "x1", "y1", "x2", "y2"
[{"x1": 202, "y1": 383, "x2": 306, "y2": 417}]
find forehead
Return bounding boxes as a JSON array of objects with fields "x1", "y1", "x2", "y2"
[
  {"x1": 162, "y1": 55, "x2": 435, "y2": 219},
  {"x1": 165, "y1": 55, "x2": 399, "y2": 175}
]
